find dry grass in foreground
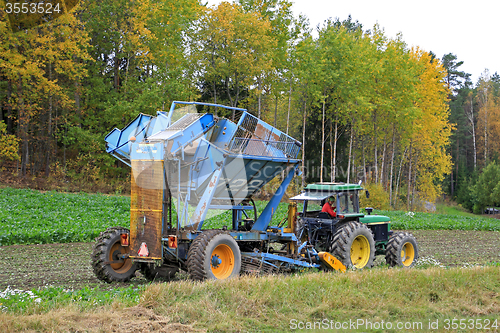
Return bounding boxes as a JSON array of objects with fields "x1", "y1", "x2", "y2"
[{"x1": 0, "y1": 266, "x2": 499, "y2": 332}]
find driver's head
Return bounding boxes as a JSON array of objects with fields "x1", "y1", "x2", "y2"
[{"x1": 328, "y1": 196, "x2": 334, "y2": 203}]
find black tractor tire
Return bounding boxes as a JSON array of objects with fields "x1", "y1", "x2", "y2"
[
  {"x1": 187, "y1": 230, "x2": 241, "y2": 281},
  {"x1": 385, "y1": 232, "x2": 419, "y2": 267},
  {"x1": 329, "y1": 221, "x2": 375, "y2": 269},
  {"x1": 91, "y1": 227, "x2": 137, "y2": 283},
  {"x1": 140, "y1": 262, "x2": 179, "y2": 282}
]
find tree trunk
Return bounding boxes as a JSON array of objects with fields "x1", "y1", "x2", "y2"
[
  {"x1": 352, "y1": 132, "x2": 357, "y2": 182},
  {"x1": 347, "y1": 123, "x2": 354, "y2": 183},
  {"x1": 225, "y1": 77, "x2": 235, "y2": 119},
  {"x1": 54, "y1": 102, "x2": 58, "y2": 162},
  {"x1": 63, "y1": 124, "x2": 67, "y2": 171},
  {"x1": 301, "y1": 100, "x2": 307, "y2": 188},
  {"x1": 483, "y1": 87, "x2": 488, "y2": 163},
  {"x1": 471, "y1": 104, "x2": 477, "y2": 170},
  {"x1": 286, "y1": 79, "x2": 291, "y2": 135},
  {"x1": 362, "y1": 137, "x2": 367, "y2": 183},
  {"x1": 17, "y1": 74, "x2": 28, "y2": 177},
  {"x1": 373, "y1": 111, "x2": 378, "y2": 183},
  {"x1": 114, "y1": 51, "x2": 120, "y2": 91},
  {"x1": 450, "y1": 171, "x2": 454, "y2": 197},
  {"x1": 465, "y1": 93, "x2": 477, "y2": 169},
  {"x1": 406, "y1": 140, "x2": 413, "y2": 211},
  {"x1": 234, "y1": 74, "x2": 240, "y2": 109},
  {"x1": 46, "y1": 62, "x2": 53, "y2": 177},
  {"x1": 484, "y1": 107, "x2": 487, "y2": 164},
  {"x1": 456, "y1": 136, "x2": 459, "y2": 186},
  {"x1": 7, "y1": 79, "x2": 13, "y2": 133},
  {"x1": 213, "y1": 80, "x2": 217, "y2": 106},
  {"x1": 124, "y1": 52, "x2": 130, "y2": 94},
  {"x1": 330, "y1": 119, "x2": 333, "y2": 182},
  {"x1": 380, "y1": 134, "x2": 387, "y2": 186},
  {"x1": 332, "y1": 115, "x2": 338, "y2": 182},
  {"x1": 257, "y1": 76, "x2": 262, "y2": 118},
  {"x1": 395, "y1": 146, "x2": 408, "y2": 210},
  {"x1": 274, "y1": 94, "x2": 278, "y2": 128},
  {"x1": 411, "y1": 151, "x2": 418, "y2": 211},
  {"x1": 389, "y1": 127, "x2": 396, "y2": 207},
  {"x1": 320, "y1": 98, "x2": 326, "y2": 182}
]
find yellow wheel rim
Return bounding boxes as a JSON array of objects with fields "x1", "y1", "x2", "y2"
[
  {"x1": 401, "y1": 242, "x2": 415, "y2": 266},
  {"x1": 109, "y1": 242, "x2": 133, "y2": 274},
  {"x1": 210, "y1": 244, "x2": 235, "y2": 280},
  {"x1": 350, "y1": 235, "x2": 370, "y2": 268}
]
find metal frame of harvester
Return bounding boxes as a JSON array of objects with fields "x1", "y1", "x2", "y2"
[{"x1": 91, "y1": 101, "x2": 418, "y2": 283}]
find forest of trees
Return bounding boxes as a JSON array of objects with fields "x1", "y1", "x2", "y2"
[{"x1": 0, "y1": 0, "x2": 498, "y2": 212}]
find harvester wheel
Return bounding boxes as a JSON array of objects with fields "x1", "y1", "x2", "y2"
[
  {"x1": 385, "y1": 232, "x2": 419, "y2": 267},
  {"x1": 329, "y1": 221, "x2": 375, "y2": 269},
  {"x1": 91, "y1": 227, "x2": 137, "y2": 283},
  {"x1": 140, "y1": 263, "x2": 179, "y2": 282},
  {"x1": 187, "y1": 230, "x2": 241, "y2": 281}
]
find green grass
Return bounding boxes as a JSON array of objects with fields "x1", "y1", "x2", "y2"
[
  {"x1": 435, "y1": 203, "x2": 478, "y2": 217},
  {"x1": 0, "y1": 285, "x2": 143, "y2": 314},
  {"x1": 0, "y1": 187, "x2": 130, "y2": 246},
  {"x1": 379, "y1": 210, "x2": 500, "y2": 231}
]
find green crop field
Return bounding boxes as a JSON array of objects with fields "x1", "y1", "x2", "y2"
[
  {"x1": 380, "y1": 210, "x2": 500, "y2": 231},
  {"x1": 1, "y1": 187, "x2": 499, "y2": 246},
  {"x1": 0, "y1": 187, "x2": 130, "y2": 246}
]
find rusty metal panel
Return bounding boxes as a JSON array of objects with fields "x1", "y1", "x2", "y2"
[{"x1": 129, "y1": 160, "x2": 164, "y2": 260}]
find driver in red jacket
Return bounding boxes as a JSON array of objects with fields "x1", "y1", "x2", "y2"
[{"x1": 322, "y1": 196, "x2": 336, "y2": 218}]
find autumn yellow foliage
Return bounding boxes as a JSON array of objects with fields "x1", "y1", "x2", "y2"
[
  {"x1": 0, "y1": 121, "x2": 19, "y2": 161},
  {"x1": 409, "y1": 48, "x2": 453, "y2": 202}
]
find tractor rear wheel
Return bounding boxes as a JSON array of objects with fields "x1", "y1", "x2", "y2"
[
  {"x1": 187, "y1": 230, "x2": 241, "y2": 281},
  {"x1": 91, "y1": 227, "x2": 137, "y2": 283},
  {"x1": 140, "y1": 262, "x2": 179, "y2": 282},
  {"x1": 385, "y1": 232, "x2": 419, "y2": 267},
  {"x1": 329, "y1": 221, "x2": 375, "y2": 269}
]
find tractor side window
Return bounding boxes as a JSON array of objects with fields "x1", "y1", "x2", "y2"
[
  {"x1": 307, "y1": 200, "x2": 322, "y2": 212},
  {"x1": 300, "y1": 200, "x2": 323, "y2": 217},
  {"x1": 338, "y1": 192, "x2": 358, "y2": 214}
]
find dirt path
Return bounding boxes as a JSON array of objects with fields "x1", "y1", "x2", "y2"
[{"x1": 0, "y1": 230, "x2": 498, "y2": 290}]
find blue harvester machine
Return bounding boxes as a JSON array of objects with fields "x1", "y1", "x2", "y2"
[{"x1": 91, "y1": 101, "x2": 346, "y2": 282}]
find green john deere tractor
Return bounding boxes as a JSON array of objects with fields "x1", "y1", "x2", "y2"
[{"x1": 290, "y1": 182, "x2": 419, "y2": 269}]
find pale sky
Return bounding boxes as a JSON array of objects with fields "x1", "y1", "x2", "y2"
[{"x1": 206, "y1": 0, "x2": 499, "y2": 85}]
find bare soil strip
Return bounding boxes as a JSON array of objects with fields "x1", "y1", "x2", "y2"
[{"x1": 0, "y1": 230, "x2": 498, "y2": 290}]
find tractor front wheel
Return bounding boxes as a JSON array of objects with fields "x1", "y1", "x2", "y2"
[
  {"x1": 329, "y1": 221, "x2": 375, "y2": 269},
  {"x1": 385, "y1": 232, "x2": 419, "y2": 267},
  {"x1": 187, "y1": 230, "x2": 241, "y2": 281},
  {"x1": 91, "y1": 227, "x2": 137, "y2": 283}
]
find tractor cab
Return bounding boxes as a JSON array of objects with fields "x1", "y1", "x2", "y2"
[{"x1": 291, "y1": 183, "x2": 364, "y2": 221}]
